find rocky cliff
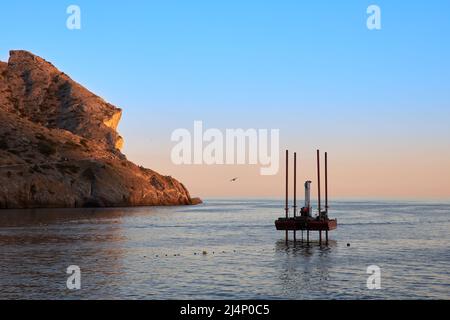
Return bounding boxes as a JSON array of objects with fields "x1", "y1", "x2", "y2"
[{"x1": 0, "y1": 50, "x2": 200, "y2": 209}]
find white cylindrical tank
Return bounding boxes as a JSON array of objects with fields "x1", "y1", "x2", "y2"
[{"x1": 304, "y1": 181, "x2": 312, "y2": 216}]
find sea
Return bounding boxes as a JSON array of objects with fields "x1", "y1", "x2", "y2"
[{"x1": 0, "y1": 199, "x2": 449, "y2": 300}]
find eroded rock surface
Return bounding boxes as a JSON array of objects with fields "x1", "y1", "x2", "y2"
[{"x1": 0, "y1": 50, "x2": 199, "y2": 209}]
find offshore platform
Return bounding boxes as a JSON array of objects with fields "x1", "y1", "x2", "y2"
[{"x1": 275, "y1": 150, "x2": 337, "y2": 245}]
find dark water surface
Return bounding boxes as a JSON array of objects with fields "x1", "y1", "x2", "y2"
[{"x1": 0, "y1": 199, "x2": 449, "y2": 299}]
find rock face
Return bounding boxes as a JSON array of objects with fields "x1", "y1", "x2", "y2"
[{"x1": 0, "y1": 50, "x2": 200, "y2": 209}]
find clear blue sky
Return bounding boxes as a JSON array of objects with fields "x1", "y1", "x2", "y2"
[{"x1": 1, "y1": 1, "x2": 450, "y2": 198}]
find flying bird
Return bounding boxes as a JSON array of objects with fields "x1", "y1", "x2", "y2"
[{"x1": 230, "y1": 177, "x2": 239, "y2": 182}]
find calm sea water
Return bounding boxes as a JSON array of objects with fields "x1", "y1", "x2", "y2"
[{"x1": 0, "y1": 199, "x2": 449, "y2": 300}]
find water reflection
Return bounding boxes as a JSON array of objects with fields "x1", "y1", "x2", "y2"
[
  {"x1": 0, "y1": 207, "x2": 165, "y2": 227},
  {"x1": 0, "y1": 208, "x2": 131, "y2": 299},
  {"x1": 274, "y1": 240, "x2": 337, "y2": 298},
  {"x1": 1, "y1": 199, "x2": 449, "y2": 299},
  {"x1": 275, "y1": 239, "x2": 337, "y2": 254}
]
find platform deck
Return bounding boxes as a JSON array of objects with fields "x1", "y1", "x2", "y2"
[{"x1": 275, "y1": 217, "x2": 337, "y2": 231}]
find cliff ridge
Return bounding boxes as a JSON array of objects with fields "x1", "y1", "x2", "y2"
[{"x1": 0, "y1": 50, "x2": 199, "y2": 209}]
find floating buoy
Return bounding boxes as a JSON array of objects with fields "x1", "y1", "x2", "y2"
[
  {"x1": 347, "y1": 243, "x2": 351, "y2": 247},
  {"x1": 202, "y1": 251, "x2": 208, "y2": 255}
]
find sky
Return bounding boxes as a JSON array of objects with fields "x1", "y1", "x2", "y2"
[{"x1": 1, "y1": 0, "x2": 449, "y2": 200}]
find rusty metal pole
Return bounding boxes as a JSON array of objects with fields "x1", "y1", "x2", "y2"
[
  {"x1": 325, "y1": 152, "x2": 328, "y2": 215},
  {"x1": 294, "y1": 152, "x2": 297, "y2": 218},
  {"x1": 285, "y1": 150, "x2": 289, "y2": 218},
  {"x1": 285, "y1": 150, "x2": 289, "y2": 243},
  {"x1": 317, "y1": 150, "x2": 321, "y2": 219},
  {"x1": 293, "y1": 152, "x2": 297, "y2": 243}
]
